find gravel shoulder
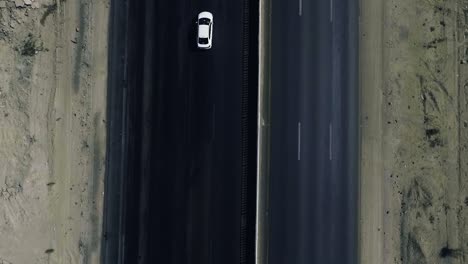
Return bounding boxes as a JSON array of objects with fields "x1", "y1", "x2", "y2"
[
  {"x1": 360, "y1": 0, "x2": 468, "y2": 263},
  {"x1": 0, "y1": 0, "x2": 109, "y2": 263}
]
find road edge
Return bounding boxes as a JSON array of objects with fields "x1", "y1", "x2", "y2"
[{"x1": 101, "y1": 0, "x2": 130, "y2": 262}]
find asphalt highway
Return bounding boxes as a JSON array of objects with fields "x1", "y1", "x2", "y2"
[
  {"x1": 268, "y1": 0, "x2": 358, "y2": 263},
  {"x1": 103, "y1": 0, "x2": 258, "y2": 263},
  {"x1": 141, "y1": 1, "x2": 242, "y2": 262}
]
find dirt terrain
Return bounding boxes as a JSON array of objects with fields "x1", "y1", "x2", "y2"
[
  {"x1": 360, "y1": 0, "x2": 468, "y2": 263},
  {"x1": 0, "y1": 0, "x2": 109, "y2": 263}
]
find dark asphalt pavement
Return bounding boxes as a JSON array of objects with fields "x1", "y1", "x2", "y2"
[
  {"x1": 103, "y1": 0, "x2": 258, "y2": 263},
  {"x1": 137, "y1": 0, "x2": 258, "y2": 263},
  {"x1": 143, "y1": 1, "x2": 243, "y2": 262},
  {"x1": 268, "y1": 0, "x2": 358, "y2": 263}
]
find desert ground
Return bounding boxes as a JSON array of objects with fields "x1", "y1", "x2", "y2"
[
  {"x1": 0, "y1": 0, "x2": 109, "y2": 263},
  {"x1": 360, "y1": 0, "x2": 468, "y2": 263}
]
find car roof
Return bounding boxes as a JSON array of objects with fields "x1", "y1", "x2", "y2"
[{"x1": 198, "y1": 25, "x2": 210, "y2": 38}]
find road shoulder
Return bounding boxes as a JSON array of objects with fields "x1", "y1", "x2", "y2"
[{"x1": 359, "y1": 0, "x2": 384, "y2": 262}]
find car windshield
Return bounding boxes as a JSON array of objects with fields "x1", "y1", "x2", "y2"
[
  {"x1": 199, "y1": 38, "x2": 208, "y2": 44},
  {"x1": 199, "y1": 18, "x2": 210, "y2": 25}
]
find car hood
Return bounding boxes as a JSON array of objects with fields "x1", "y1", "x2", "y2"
[{"x1": 199, "y1": 25, "x2": 210, "y2": 38}]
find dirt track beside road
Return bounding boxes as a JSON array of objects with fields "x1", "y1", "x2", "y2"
[
  {"x1": 0, "y1": 0, "x2": 109, "y2": 263},
  {"x1": 360, "y1": 0, "x2": 468, "y2": 263}
]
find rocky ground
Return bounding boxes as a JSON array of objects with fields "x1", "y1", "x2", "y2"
[{"x1": 0, "y1": 0, "x2": 109, "y2": 263}]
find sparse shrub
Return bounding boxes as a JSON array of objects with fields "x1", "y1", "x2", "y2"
[{"x1": 19, "y1": 33, "x2": 44, "y2": 56}]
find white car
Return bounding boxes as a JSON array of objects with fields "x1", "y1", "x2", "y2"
[{"x1": 197, "y1": 11, "x2": 213, "y2": 49}]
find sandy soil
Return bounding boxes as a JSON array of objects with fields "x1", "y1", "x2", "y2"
[
  {"x1": 360, "y1": 0, "x2": 468, "y2": 263},
  {"x1": 0, "y1": 0, "x2": 109, "y2": 263}
]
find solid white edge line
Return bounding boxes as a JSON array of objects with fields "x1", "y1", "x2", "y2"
[
  {"x1": 299, "y1": 0, "x2": 302, "y2": 16},
  {"x1": 329, "y1": 123, "x2": 333, "y2": 160},
  {"x1": 298, "y1": 122, "x2": 301, "y2": 160}
]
